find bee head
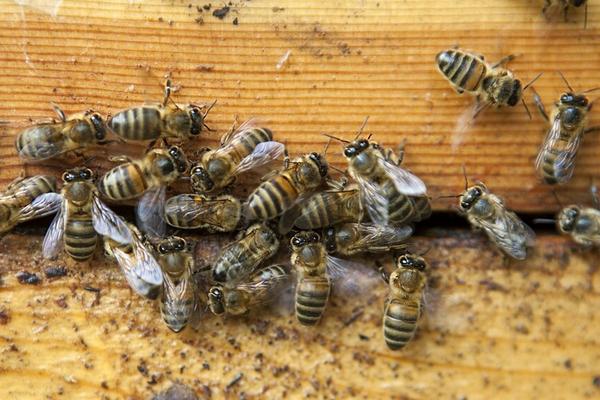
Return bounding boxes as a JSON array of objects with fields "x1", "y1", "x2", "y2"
[
  {"x1": 309, "y1": 152, "x2": 329, "y2": 177},
  {"x1": 208, "y1": 286, "x2": 226, "y2": 315},
  {"x1": 291, "y1": 231, "x2": 322, "y2": 265},
  {"x1": 190, "y1": 164, "x2": 214, "y2": 192},
  {"x1": 188, "y1": 106, "x2": 204, "y2": 136},
  {"x1": 62, "y1": 167, "x2": 93, "y2": 183},
  {"x1": 560, "y1": 92, "x2": 588, "y2": 107},
  {"x1": 345, "y1": 139, "x2": 377, "y2": 175},
  {"x1": 459, "y1": 184, "x2": 485, "y2": 211},
  {"x1": 507, "y1": 79, "x2": 522, "y2": 107},
  {"x1": 397, "y1": 254, "x2": 427, "y2": 272},
  {"x1": 157, "y1": 236, "x2": 187, "y2": 254},
  {"x1": 88, "y1": 113, "x2": 106, "y2": 141},
  {"x1": 168, "y1": 146, "x2": 189, "y2": 173},
  {"x1": 557, "y1": 206, "x2": 580, "y2": 233}
]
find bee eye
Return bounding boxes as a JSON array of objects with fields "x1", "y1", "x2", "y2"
[
  {"x1": 291, "y1": 237, "x2": 305, "y2": 247},
  {"x1": 358, "y1": 139, "x2": 369, "y2": 149},
  {"x1": 158, "y1": 245, "x2": 167, "y2": 253},
  {"x1": 473, "y1": 187, "x2": 482, "y2": 196},
  {"x1": 63, "y1": 172, "x2": 74, "y2": 182},
  {"x1": 210, "y1": 287, "x2": 223, "y2": 300},
  {"x1": 344, "y1": 146, "x2": 357, "y2": 158},
  {"x1": 310, "y1": 233, "x2": 320, "y2": 242},
  {"x1": 460, "y1": 201, "x2": 470, "y2": 209},
  {"x1": 169, "y1": 147, "x2": 180, "y2": 158},
  {"x1": 400, "y1": 257, "x2": 410, "y2": 266}
]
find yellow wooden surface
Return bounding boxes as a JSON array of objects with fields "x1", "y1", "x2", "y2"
[{"x1": 0, "y1": 0, "x2": 599, "y2": 211}]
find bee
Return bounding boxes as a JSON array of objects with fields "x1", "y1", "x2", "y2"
[
  {"x1": 15, "y1": 105, "x2": 108, "y2": 161},
  {"x1": 533, "y1": 74, "x2": 598, "y2": 185},
  {"x1": 212, "y1": 223, "x2": 280, "y2": 284},
  {"x1": 0, "y1": 175, "x2": 60, "y2": 235},
  {"x1": 245, "y1": 152, "x2": 328, "y2": 225},
  {"x1": 164, "y1": 193, "x2": 242, "y2": 232},
  {"x1": 104, "y1": 223, "x2": 163, "y2": 299},
  {"x1": 554, "y1": 186, "x2": 600, "y2": 247},
  {"x1": 382, "y1": 253, "x2": 427, "y2": 350},
  {"x1": 436, "y1": 48, "x2": 540, "y2": 117},
  {"x1": 458, "y1": 181, "x2": 535, "y2": 260},
  {"x1": 208, "y1": 264, "x2": 291, "y2": 316},
  {"x1": 98, "y1": 146, "x2": 188, "y2": 237},
  {"x1": 37, "y1": 168, "x2": 132, "y2": 261},
  {"x1": 108, "y1": 80, "x2": 214, "y2": 143},
  {"x1": 155, "y1": 236, "x2": 196, "y2": 332},
  {"x1": 323, "y1": 223, "x2": 413, "y2": 256},
  {"x1": 190, "y1": 119, "x2": 285, "y2": 194},
  {"x1": 543, "y1": 1, "x2": 588, "y2": 28}
]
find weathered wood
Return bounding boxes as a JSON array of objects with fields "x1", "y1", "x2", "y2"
[
  {"x1": 0, "y1": 0, "x2": 599, "y2": 212},
  {"x1": 1, "y1": 231, "x2": 599, "y2": 399}
]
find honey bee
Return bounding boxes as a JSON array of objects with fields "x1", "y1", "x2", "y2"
[
  {"x1": 16, "y1": 105, "x2": 108, "y2": 161},
  {"x1": 0, "y1": 175, "x2": 60, "y2": 235},
  {"x1": 108, "y1": 80, "x2": 214, "y2": 143},
  {"x1": 208, "y1": 264, "x2": 291, "y2": 316},
  {"x1": 212, "y1": 224, "x2": 280, "y2": 284},
  {"x1": 436, "y1": 48, "x2": 541, "y2": 117},
  {"x1": 155, "y1": 236, "x2": 196, "y2": 332},
  {"x1": 190, "y1": 119, "x2": 285, "y2": 194},
  {"x1": 555, "y1": 186, "x2": 600, "y2": 247},
  {"x1": 245, "y1": 151, "x2": 328, "y2": 225},
  {"x1": 458, "y1": 181, "x2": 535, "y2": 260},
  {"x1": 323, "y1": 223, "x2": 413, "y2": 256},
  {"x1": 382, "y1": 253, "x2": 427, "y2": 350},
  {"x1": 104, "y1": 223, "x2": 163, "y2": 299},
  {"x1": 98, "y1": 146, "x2": 188, "y2": 237},
  {"x1": 543, "y1": 1, "x2": 588, "y2": 28},
  {"x1": 37, "y1": 168, "x2": 133, "y2": 261},
  {"x1": 164, "y1": 193, "x2": 242, "y2": 232},
  {"x1": 534, "y1": 74, "x2": 598, "y2": 185}
]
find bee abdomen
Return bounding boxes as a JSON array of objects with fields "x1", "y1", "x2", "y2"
[
  {"x1": 160, "y1": 299, "x2": 194, "y2": 332},
  {"x1": 64, "y1": 218, "x2": 97, "y2": 261},
  {"x1": 247, "y1": 175, "x2": 296, "y2": 220},
  {"x1": 411, "y1": 196, "x2": 432, "y2": 222},
  {"x1": 436, "y1": 49, "x2": 487, "y2": 93},
  {"x1": 99, "y1": 164, "x2": 147, "y2": 201},
  {"x1": 295, "y1": 278, "x2": 330, "y2": 326},
  {"x1": 109, "y1": 107, "x2": 162, "y2": 141},
  {"x1": 15, "y1": 125, "x2": 62, "y2": 160},
  {"x1": 383, "y1": 182, "x2": 417, "y2": 225},
  {"x1": 383, "y1": 299, "x2": 420, "y2": 350}
]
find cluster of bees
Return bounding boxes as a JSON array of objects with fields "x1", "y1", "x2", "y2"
[{"x1": 1, "y1": 3, "x2": 598, "y2": 351}]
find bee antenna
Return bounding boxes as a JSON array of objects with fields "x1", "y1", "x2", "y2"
[
  {"x1": 329, "y1": 165, "x2": 347, "y2": 175},
  {"x1": 322, "y1": 133, "x2": 349, "y2": 144},
  {"x1": 419, "y1": 246, "x2": 432, "y2": 257},
  {"x1": 581, "y1": 87, "x2": 600, "y2": 94},
  {"x1": 366, "y1": 132, "x2": 373, "y2": 141},
  {"x1": 323, "y1": 137, "x2": 332, "y2": 155},
  {"x1": 557, "y1": 71, "x2": 575, "y2": 93},
  {"x1": 551, "y1": 190, "x2": 564, "y2": 208},
  {"x1": 533, "y1": 218, "x2": 556, "y2": 225},
  {"x1": 523, "y1": 72, "x2": 543, "y2": 91},
  {"x1": 203, "y1": 99, "x2": 218, "y2": 117},
  {"x1": 354, "y1": 116, "x2": 370, "y2": 140},
  {"x1": 436, "y1": 194, "x2": 461, "y2": 199},
  {"x1": 461, "y1": 165, "x2": 469, "y2": 190},
  {"x1": 521, "y1": 98, "x2": 532, "y2": 120}
]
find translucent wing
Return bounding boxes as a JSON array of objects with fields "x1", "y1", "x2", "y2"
[
  {"x1": 535, "y1": 116, "x2": 563, "y2": 178},
  {"x1": 236, "y1": 264, "x2": 292, "y2": 299},
  {"x1": 165, "y1": 194, "x2": 231, "y2": 228},
  {"x1": 42, "y1": 200, "x2": 66, "y2": 259},
  {"x1": 293, "y1": 190, "x2": 361, "y2": 230},
  {"x1": 354, "y1": 174, "x2": 389, "y2": 225},
  {"x1": 553, "y1": 130, "x2": 583, "y2": 184},
  {"x1": 233, "y1": 141, "x2": 285, "y2": 175},
  {"x1": 161, "y1": 270, "x2": 196, "y2": 332},
  {"x1": 136, "y1": 186, "x2": 167, "y2": 239},
  {"x1": 327, "y1": 255, "x2": 382, "y2": 297},
  {"x1": 218, "y1": 118, "x2": 260, "y2": 147},
  {"x1": 378, "y1": 158, "x2": 427, "y2": 196},
  {"x1": 92, "y1": 194, "x2": 132, "y2": 245},
  {"x1": 476, "y1": 201, "x2": 535, "y2": 260},
  {"x1": 17, "y1": 192, "x2": 62, "y2": 222},
  {"x1": 17, "y1": 124, "x2": 66, "y2": 161},
  {"x1": 111, "y1": 237, "x2": 163, "y2": 298},
  {"x1": 342, "y1": 224, "x2": 413, "y2": 254}
]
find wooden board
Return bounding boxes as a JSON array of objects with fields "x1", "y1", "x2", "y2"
[
  {"x1": 0, "y1": 0, "x2": 599, "y2": 212},
  {"x1": 1, "y1": 231, "x2": 600, "y2": 399}
]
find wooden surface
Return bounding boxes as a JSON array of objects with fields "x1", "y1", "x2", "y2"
[
  {"x1": 0, "y1": 0, "x2": 599, "y2": 211},
  {"x1": 1, "y1": 231, "x2": 600, "y2": 400}
]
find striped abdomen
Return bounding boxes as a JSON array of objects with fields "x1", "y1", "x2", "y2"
[
  {"x1": 247, "y1": 173, "x2": 298, "y2": 220},
  {"x1": 4, "y1": 176, "x2": 57, "y2": 206},
  {"x1": 108, "y1": 107, "x2": 163, "y2": 141},
  {"x1": 436, "y1": 49, "x2": 487, "y2": 94},
  {"x1": 381, "y1": 180, "x2": 418, "y2": 225},
  {"x1": 295, "y1": 191, "x2": 360, "y2": 229},
  {"x1": 226, "y1": 127, "x2": 273, "y2": 164},
  {"x1": 16, "y1": 125, "x2": 66, "y2": 160},
  {"x1": 537, "y1": 136, "x2": 578, "y2": 185},
  {"x1": 99, "y1": 163, "x2": 148, "y2": 201},
  {"x1": 295, "y1": 276, "x2": 330, "y2": 326},
  {"x1": 64, "y1": 217, "x2": 97, "y2": 261},
  {"x1": 383, "y1": 299, "x2": 420, "y2": 350},
  {"x1": 411, "y1": 196, "x2": 432, "y2": 222},
  {"x1": 160, "y1": 281, "x2": 195, "y2": 333}
]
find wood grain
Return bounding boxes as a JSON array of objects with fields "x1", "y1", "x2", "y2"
[
  {"x1": 1, "y1": 231, "x2": 600, "y2": 399},
  {"x1": 0, "y1": 0, "x2": 599, "y2": 212}
]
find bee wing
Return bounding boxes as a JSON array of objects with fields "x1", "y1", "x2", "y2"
[
  {"x1": 343, "y1": 224, "x2": 413, "y2": 254},
  {"x1": 236, "y1": 265, "x2": 293, "y2": 306},
  {"x1": 165, "y1": 194, "x2": 227, "y2": 228},
  {"x1": 42, "y1": 200, "x2": 66, "y2": 259},
  {"x1": 92, "y1": 195, "x2": 132, "y2": 245},
  {"x1": 17, "y1": 192, "x2": 62, "y2": 222},
  {"x1": 553, "y1": 132, "x2": 583, "y2": 184},
  {"x1": 112, "y1": 239, "x2": 163, "y2": 298},
  {"x1": 136, "y1": 186, "x2": 167, "y2": 239},
  {"x1": 326, "y1": 255, "x2": 382, "y2": 297},
  {"x1": 477, "y1": 202, "x2": 535, "y2": 260},
  {"x1": 354, "y1": 174, "x2": 389, "y2": 226},
  {"x1": 378, "y1": 158, "x2": 427, "y2": 196},
  {"x1": 233, "y1": 141, "x2": 285, "y2": 175},
  {"x1": 17, "y1": 124, "x2": 67, "y2": 161}
]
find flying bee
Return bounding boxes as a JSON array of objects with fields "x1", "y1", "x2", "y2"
[
  {"x1": 534, "y1": 73, "x2": 599, "y2": 185},
  {"x1": 382, "y1": 253, "x2": 427, "y2": 350},
  {"x1": 323, "y1": 223, "x2": 413, "y2": 256},
  {"x1": 155, "y1": 236, "x2": 196, "y2": 332},
  {"x1": 98, "y1": 146, "x2": 188, "y2": 237},
  {"x1": 208, "y1": 264, "x2": 291, "y2": 316},
  {"x1": 190, "y1": 119, "x2": 285, "y2": 194},
  {"x1": 543, "y1": 1, "x2": 588, "y2": 28},
  {"x1": 436, "y1": 48, "x2": 541, "y2": 117},
  {"x1": 458, "y1": 180, "x2": 535, "y2": 260},
  {"x1": 108, "y1": 80, "x2": 214, "y2": 143},
  {"x1": 104, "y1": 222, "x2": 163, "y2": 299},
  {"x1": 245, "y1": 151, "x2": 328, "y2": 224},
  {"x1": 15, "y1": 105, "x2": 108, "y2": 161},
  {"x1": 164, "y1": 193, "x2": 242, "y2": 232},
  {"x1": 212, "y1": 223, "x2": 280, "y2": 284},
  {"x1": 0, "y1": 175, "x2": 60, "y2": 235},
  {"x1": 36, "y1": 168, "x2": 132, "y2": 261}
]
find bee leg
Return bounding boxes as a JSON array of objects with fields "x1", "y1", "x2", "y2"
[
  {"x1": 50, "y1": 102, "x2": 67, "y2": 122},
  {"x1": 530, "y1": 88, "x2": 549, "y2": 122},
  {"x1": 108, "y1": 155, "x2": 133, "y2": 163},
  {"x1": 490, "y1": 54, "x2": 516, "y2": 69},
  {"x1": 584, "y1": 126, "x2": 600, "y2": 135},
  {"x1": 283, "y1": 147, "x2": 290, "y2": 169},
  {"x1": 590, "y1": 184, "x2": 599, "y2": 209},
  {"x1": 375, "y1": 260, "x2": 390, "y2": 283},
  {"x1": 145, "y1": 139, "x2": 158, "y2": 153}
]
